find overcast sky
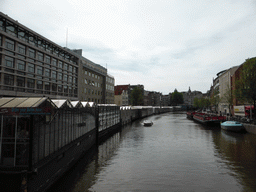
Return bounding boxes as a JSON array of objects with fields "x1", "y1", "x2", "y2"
[{"x1": 1, "y1": 0, "x2": 256, "y2": 94}]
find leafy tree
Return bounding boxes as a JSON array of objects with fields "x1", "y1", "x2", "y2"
[
  {"x1": 171, "y1": 89, "x2": 184, "y2": 106},
  {"x1": 221, "y1": 84, "x2": 233, "y2": 115},
  {"x1": 193, "y1": 97, "x2": 200, "y2": 108},
  {"x1": 193, "y1": 97, "x2": 210, "y2": 109},
  {"x1": 210, "y1": 88, "x2": 220, "y2": 112},
  {"x1": 235, "y1": 57, "x2": 256, "y2": 118},
  {"x1": 130, "y1": 87, "x2": 143, "y2": 106}
]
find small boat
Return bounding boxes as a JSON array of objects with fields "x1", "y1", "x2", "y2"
[
  {"x1": 221, "y1": 121, "x2": 245, "y2": 132},
  {"x1": 143, "y1": 120, "x2": 153, "y2": 126}
]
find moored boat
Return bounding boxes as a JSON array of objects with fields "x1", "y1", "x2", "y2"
[
  {"x1": 221, "y1": 121, "x2": 245, "y2": 132},
  {"x1": 143, "y1": 120, "x2": 153, "y2": 126},
  {"x1": 186, "y1": 111, "x2": 196, "y2": 119},
  {"x1": 193, "y1": 112, "x2": 226, "y2": 125}
]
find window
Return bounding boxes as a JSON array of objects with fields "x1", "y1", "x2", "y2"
[
  {"x1": 4, "y1": 74, "x2": 14, "y2": 85},
  {"x1": 37, "y1": 80, "x2": 43, "y2": 89},
  {"x1": 18, "y1": 31, "x2": 26, "y2": 41},
  {"x1": 69, "y1": 65, "x2": 72, "y2": 72},
  {"x1": 52, "y1": 84, "x2": 57, "y2": 91},
  {"x1": 38, "y1": 52, "x2": 44, "y2": 61},
  {"x1": 18, "y1": 44, "x2": 26, "y2": 54},
  {"x1": 64, "y1": 63, "x2": 68, "y2": 70},
  {"x1": 45, "y1": 69, "x2": 50, "y2": 77},
  {"x1": 63, "y1": 85, "x2": 68, "y2": 93},
  {"x1": 16, "y1": 76, "x2": 25, "y2": 87},
  {"x1": 46, "y1": 56, "x2": 50, "y2": 64},
  {"x1": 64, "y1": 74, "x2": 68, "y2": 82},
  {"x1": 58, "y1": 73, "x2": 62, "y2": 80},
  {"x1": 59, "y1": 61, "x2": 63, "y2": 69},
  {"x1": 45, "y1": 82, "x2": 50, "y2": 90},
  {"x1": 52, "y1": 71, "x2": 57, "y2": 79},
  {"x1": 17, "y1": 60, "x2": 25, "y2": 71},
  {"x1": 84, "y1": 88, "x2": 86, "y2": 93},
  {"x1": 68, "y1": 76, "x2": 72, "y2": 83},
  {"x1": 52, "y1": 58, "x2": 57, "y2": 66},
  {"x1": 5, "y1": 56, "x2": 14, "y2": 68},
  {"x1": 84, "y1": 79, "x2": 88, "y2": 84},
  {"x1": 58, "y1": 85, "x2": 63, "y2": 92},
  {"x1": 27, "y1": 78, "x2": 35, "y2": 88},
  {"x1": 28, "y1": 48, "x2": 35, "y2": 58},
  {"x1": 28, "y1": 63, "x2": 35, "y2": 73},
  {"x1": 84, "y1": 70, "x2": 87, "y2": 75},
  {"x1": 5, "y1": 39, "x2": 15, "y2": 51},
  {"x1": 37, "y1": 66, "x2": 43, "y2": 75}
]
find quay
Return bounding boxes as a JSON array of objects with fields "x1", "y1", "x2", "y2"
[{"x1": 0, "y1": 97, "x2": 179, "y2": 192}]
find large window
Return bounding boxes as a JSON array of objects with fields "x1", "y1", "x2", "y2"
[
  {"x1": 17, "y1": 60, "x2": 25, "y2": 71},
  {"x1": 45, "y1": 82, "x2": 50, "y2": 90},
  {"x1": 38, "y1": 52, "x2": 44, "y2": 61},
  {"x1": 28, "y1": 48, "x2": 35, "y2": 58},
  {"x1": 18, "y1": 44, "x2": 26, "y2": 54},
  {"x1": 5, "y1": 39, "x2": 15, "y2": 51},
  {"x1": 46, "y1": 56, "x2": 50, "y2": 64},
  {"x1": 4, "y1": 74, "x2": 14, "y2": 85},
  {"x1": 27, "y1": 78, "x2": 35, "y2": 88},
  {"x1": 37, "y1": 66, "x2": 43, "y2": 75},
  {"x1": 5, "y1": 56, "x2": 14, "y2": 68},
  {"x1": 58, "y1": 73, "x2": 62, "y2": 80},
  {"x1": 28, "y1": 63, "x2": 35, "y2": 73},
  {"x1": 52, "y1": 71, "x2": 57, "y2": 79},
  {"x1": 37, "y1": 80, "x2": 43, "y2": 89},
  {"x1": 45, "y1": 68, "x2": 50, "y2": 77},
  {"x1": 64, "y1": 74, "x2": 68, "y2": 82},
  {"x1": 16, "y1": 76, "x2": 25, "y2": 87}
]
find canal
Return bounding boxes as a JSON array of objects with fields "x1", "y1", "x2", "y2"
[{"x1": 48, "y1": 111, "x2": 256, "y2": 192}]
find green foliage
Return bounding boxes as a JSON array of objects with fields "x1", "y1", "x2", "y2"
[
  {"x1": 193, "y1": 97, "x2": 210, "y2": 109},
  {"x1": 221, "y1": 84, "x2": 233, "y2": 113},
  {"x1": 130, "y1": 87, "x2": 143, "y2": 106},
  {"x1": 235, "y1": 57, "x2": 256, "y2": 103},
  {"x1": 170, "y1": 89, "x2": 184, "y2": 106},
  {"x1": 210, "y1": 88, "x2": 220, "y2": 110},
  {"x1": 235, "y1": 57, "x2": 256, "y2": 118}
]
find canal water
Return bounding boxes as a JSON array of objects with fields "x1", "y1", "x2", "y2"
[{"x1": 48, "y1": 112, "x2": 256, "y2": 192}]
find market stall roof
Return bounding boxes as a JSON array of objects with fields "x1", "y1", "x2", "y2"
[
  {"x1": 0, "y1": 97, "x2": 49, "y2": 108},
  {"x1": 71, "y1": 101, "x2": 82, "y2": 108},
  {"x1": 51, "y1": 99, "x2": 72, "y2": 108},
  {"x1": 81, "y1": 101, "x2": 90, "y2": 107}
]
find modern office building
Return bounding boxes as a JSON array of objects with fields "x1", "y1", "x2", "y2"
[
  {"x1": 0, "y1": 12, "x2": 79, "y2": 100},
  {"x1": 0, "y1": 12, "x2": 114, "y2": 103},
  {"x1": 106, "y1": 74, "x2": 115, "y2": 104}
]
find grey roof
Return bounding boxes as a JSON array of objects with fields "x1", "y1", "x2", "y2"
[{"x1": 0, "y1": 97, "x2": 49, "y2": 108}]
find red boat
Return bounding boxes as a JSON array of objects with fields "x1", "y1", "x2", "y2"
[
  {"x1": 193, "y1": 112, "x2": 226, "y2": 125},
  {"x1": 186, "y1": 111, "x2": 196, "y2": 119}
]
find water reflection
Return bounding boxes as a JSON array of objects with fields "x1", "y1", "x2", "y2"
[{"x1": 48, "y1": 112, "x2": 256, "y2": 192}]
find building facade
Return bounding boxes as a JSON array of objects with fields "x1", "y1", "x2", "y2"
[
  {"x1": 181, "y1": 87, "x2": 203, "y2": 106},
  {"x1": 0, "y1": 12, "x2": 115, "y2": 103},
  {"x1": 106, "y1": 74, "x2": 115, "y2": 104},
  {"x1": 114, "y1": 85, "x2": 129, "y2": 106}
]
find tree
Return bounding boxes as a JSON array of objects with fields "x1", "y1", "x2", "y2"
[
  {"x1": 235, "y1": 57, "x2": 256, "y2": 118},
  {"x1": 210, "y1": 88, "x2": 220, "y2": 112},
  {"x1": 171, "y1": 89, "x2": 184, "y2": 106},
  {"x1": 193, "y1": 97, "x2": 210, "y2": 109},
  {"x1": 221, "y1": 84, "x2": 233, "y2": 115},
  {"x1": 130, "y1": 87, "x2": 143, "y2": 106}
]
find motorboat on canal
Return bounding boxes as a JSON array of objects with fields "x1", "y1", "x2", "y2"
[
  {"x1": 143, "y1": 120, "x2": 153, "y2": 126},
  {"x1": 221, "y1": 121, "x2": 245, "y2": 132}
]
